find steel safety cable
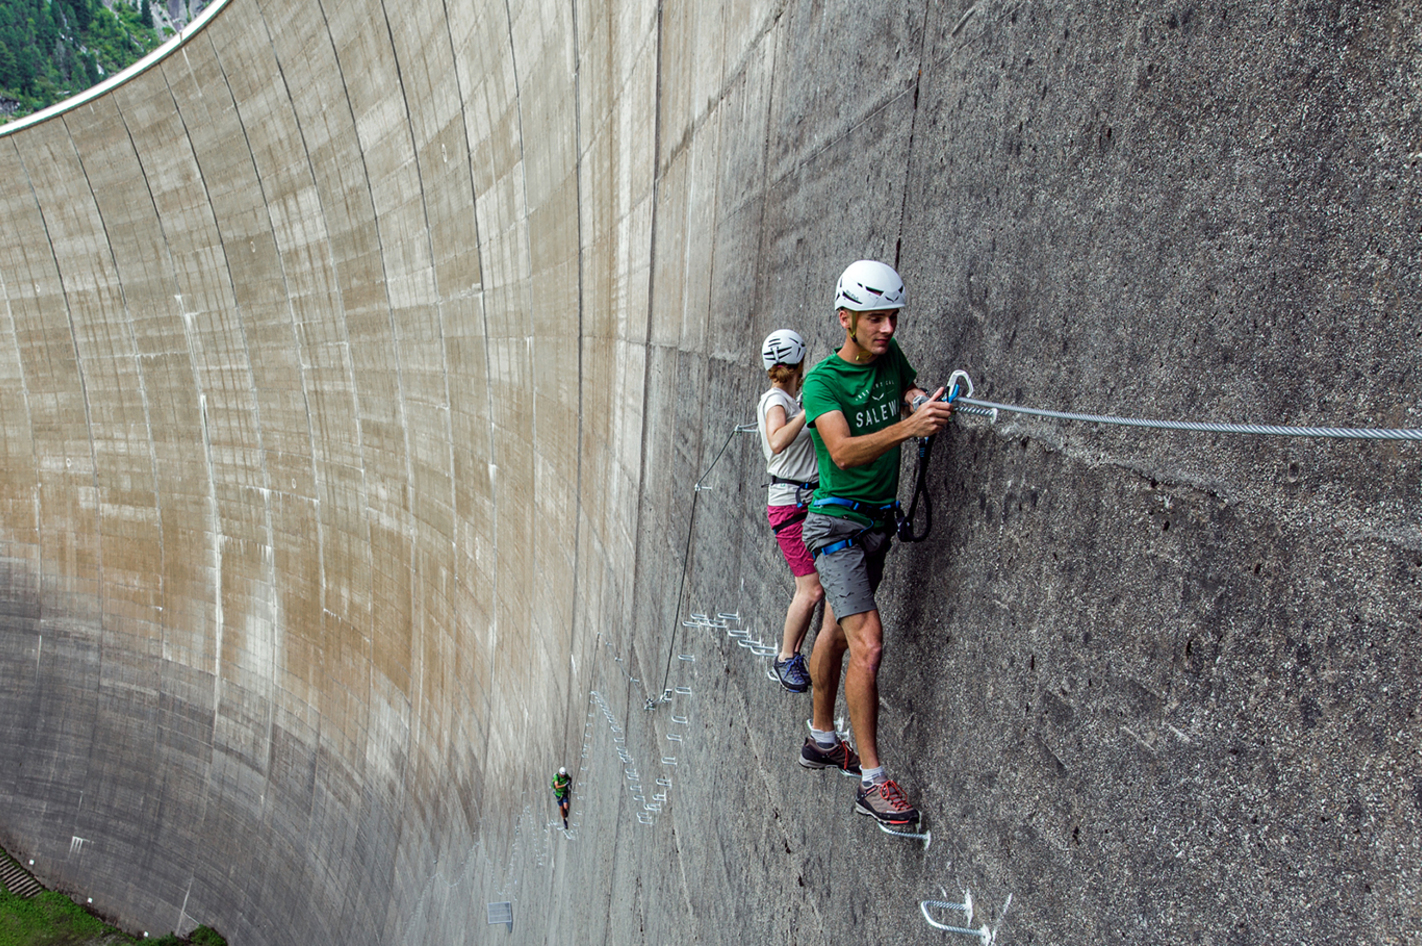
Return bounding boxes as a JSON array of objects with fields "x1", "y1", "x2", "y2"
[
  {"x1": 652, "y1": 422, "x2": 758, "y2": 708},
  {"x1": 943, "y1": 371, "x2": 1422, "y2": 441}
]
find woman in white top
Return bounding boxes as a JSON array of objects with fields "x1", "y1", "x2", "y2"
[{"x1": 758, "y1": 330, "x2": 838, "y2": 693}]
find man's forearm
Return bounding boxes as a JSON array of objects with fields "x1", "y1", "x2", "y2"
[{"x1": 825, "y1": 419, "x2": 915, "y2": 469}]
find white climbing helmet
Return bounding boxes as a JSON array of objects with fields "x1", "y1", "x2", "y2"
[
  {"x1": 761, "y1": 329, "x2": 807, "y2": 370},
  {"x1": 559, "y1": 767, "x2": 567, "y2": 776},
  {"x1": 834, "y1": 259, "x2": 906, "y2": 312}
]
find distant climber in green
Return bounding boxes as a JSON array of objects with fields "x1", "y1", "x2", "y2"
[
  {"x1": 551, "y1": 767, "x2": 572, "y2": 830},
  {"x1": 796, "y1": 260, "x2": 953, "y2": 826}
]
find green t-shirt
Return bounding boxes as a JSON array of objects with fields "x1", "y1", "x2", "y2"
[
  {"x1": 801, "y1": 339, "x2": 917, "y2": 524},
  {"x1": 551, "y1": 774, "x2": 571, "y2": 798}
]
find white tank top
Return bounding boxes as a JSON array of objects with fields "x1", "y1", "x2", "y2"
[{"x1": 758, "y1": 387, "x2": 819, "y2": 506}]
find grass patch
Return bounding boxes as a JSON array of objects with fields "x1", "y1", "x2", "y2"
[
  {"x1": 0, "y1": 885, "x2": 133, "y2": 946},
  {"x1": 0, "y1": 850, "x2": 226, "y2": 946}
]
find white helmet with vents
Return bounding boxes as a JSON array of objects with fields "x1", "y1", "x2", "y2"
[
  {"x1": 761, "y1": 329, "x2": 807, "y2": 370},
  {"x1": 834, "y1": 260, "x2": 906, "y2": 312}
]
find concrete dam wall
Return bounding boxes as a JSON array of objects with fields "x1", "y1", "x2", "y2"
[{"x1": 0, "y1": 1, "x2": 1418, "y2": 943}]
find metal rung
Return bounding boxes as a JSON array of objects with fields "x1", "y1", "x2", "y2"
[
  {"x1": 716, "y1": 612, "x2": 740, "y2": 621},
  {"x1": 637, "y1": 813, "x2": 654, "y2": 824},
  {"x1": 671, "y1": 715, "x2": 688, "y2": 724},
  {"x1": 656, "y1": 777, "x2": 673, "y2": 787},
  {"x1": 674, "y1": 686, "x2": 692, "y2": 695},
  {"x1": 920, "y1": 902, "x2": 990, "y2": 943},
  {"x1": 678, "y1": 654, "x2": 696, "y2": 662},
  {"x1": 666, "y1": 733, "x2": 683, "y2": 742},
  {"x1": 661, "y1": 757, "x2": 677, "y2": 765},
  {"x1": 877, "y1": 820, "x2": 932, "y2": 849}
]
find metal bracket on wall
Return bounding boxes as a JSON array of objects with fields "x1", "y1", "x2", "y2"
[
  {"x1": 877, "y1": 819, "x2": 933, "y2": 848},
  {"x1": 486, "y1": 901, "x2": 513, "y2": 932},
  {"x1": 920, "y1": 888, "x2": 1012, "y2": 944}
]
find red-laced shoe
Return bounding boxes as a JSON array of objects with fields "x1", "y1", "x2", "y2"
[{"x1": 854, "y1": 778, "x2": 920, "y2": 825}]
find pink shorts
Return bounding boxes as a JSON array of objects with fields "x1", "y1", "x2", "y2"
[{"x1": 768, "y1": 505, "x2": 816, "y2": 577}]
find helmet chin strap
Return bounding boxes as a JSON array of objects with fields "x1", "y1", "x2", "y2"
[{"x1": 845, "y1": 316, "x2": 875, "y2": 362}]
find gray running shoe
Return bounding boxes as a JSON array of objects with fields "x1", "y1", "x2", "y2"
[
  {"x1": 773, "y1": 653, "x2": 811, "y2": 692},
  {"x1": 854, "y1": 778, "x2": 920, "y2": 825},
  {"x1": 798, "y1": 737, "x2": 861, "y2": 775}
]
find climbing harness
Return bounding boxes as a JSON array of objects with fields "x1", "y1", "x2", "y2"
[
  {"x1": 806, "y1": 496, "x2": 900, "y2": 560},
  {"x1": 947, "y1": 369, "x2": 1422, "y2": 441},
  {"x1": 768, "y1": 476, "x2": 818, "y2": 533}
]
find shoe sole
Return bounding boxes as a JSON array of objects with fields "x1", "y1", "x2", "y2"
[
  {"x1": 798, "y1": 755, "x2": 862, "y2": 776},
  {"x1": 778, "y1": 681, "x2": 810, "y2": 693},
  {"x1": 854, "y1": 800, "x2": 920, "y2": 825}
]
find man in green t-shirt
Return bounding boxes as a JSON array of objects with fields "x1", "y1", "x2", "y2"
[
  {"x1": 796, "y1": 260, "x2": 953, "y2": 826},
  {"x1": 551, "y1": 767, "x2": 572, "y2": 830}
]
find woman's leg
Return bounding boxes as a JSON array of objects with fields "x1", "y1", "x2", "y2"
[{"x1": 780, "y1": 571, "x2": 825, "y2": 659}]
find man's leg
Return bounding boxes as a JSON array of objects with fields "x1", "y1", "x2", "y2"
[
  {"x1": 837, "y1": 608, "x2": 883, "y2": 770},
  {"x1": 808, "y1": 606, "x2": 846, "y2": 732}
]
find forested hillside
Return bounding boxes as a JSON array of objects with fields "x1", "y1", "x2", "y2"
[{"x1": 0, "y1": 0, "x2": 170, "y2": 124}]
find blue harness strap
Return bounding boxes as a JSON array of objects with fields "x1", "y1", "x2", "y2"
[
  {"x1": 809, "y1": 496, "x2": 900, "y2": 516},
  {"x1": 808, "y1": 497, "x2": 900, "y2": 559}
]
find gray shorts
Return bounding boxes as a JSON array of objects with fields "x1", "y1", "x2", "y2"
[{"x1": 801, "y1": 511, "x2": 892, "y2": 620}]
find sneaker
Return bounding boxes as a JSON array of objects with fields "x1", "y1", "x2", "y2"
[
  {"x1": 773, "y1": 654, "x2": 811, "y2": 692},
  {"x1": 854, "y1": 778, "x2": 920, "y2": 825},
  {"x1": 798, "y1": 737, "x2": 861, "y2": 775}
]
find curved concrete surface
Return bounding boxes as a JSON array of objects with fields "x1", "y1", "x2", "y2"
[{"x1": 0, "y1": 2, "x2": 1418, "y2": 943}]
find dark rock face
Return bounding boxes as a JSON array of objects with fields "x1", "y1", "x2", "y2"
[{"x1": 0, "y1": 2, "x2": 1417, "y2": 945}]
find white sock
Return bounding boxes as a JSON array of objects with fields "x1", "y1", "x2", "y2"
[
  {"x1": 809, "y1": 726, "x2": 837, "y2": 749},
  {"x1": 860, "y1": 765, "x2": 885, "y2": 787}
]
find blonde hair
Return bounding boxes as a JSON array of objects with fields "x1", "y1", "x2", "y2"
[{"x1": 768, "y1": 362, "x2": 803, "y2": 385}]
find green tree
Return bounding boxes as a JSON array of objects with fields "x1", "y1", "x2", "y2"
[
  {"x1": 0, "y1": 39, "x2": 15, "y2": 89},
  {"x1": 0, "y1": 0, "x2": 158, "y2": 123}
]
